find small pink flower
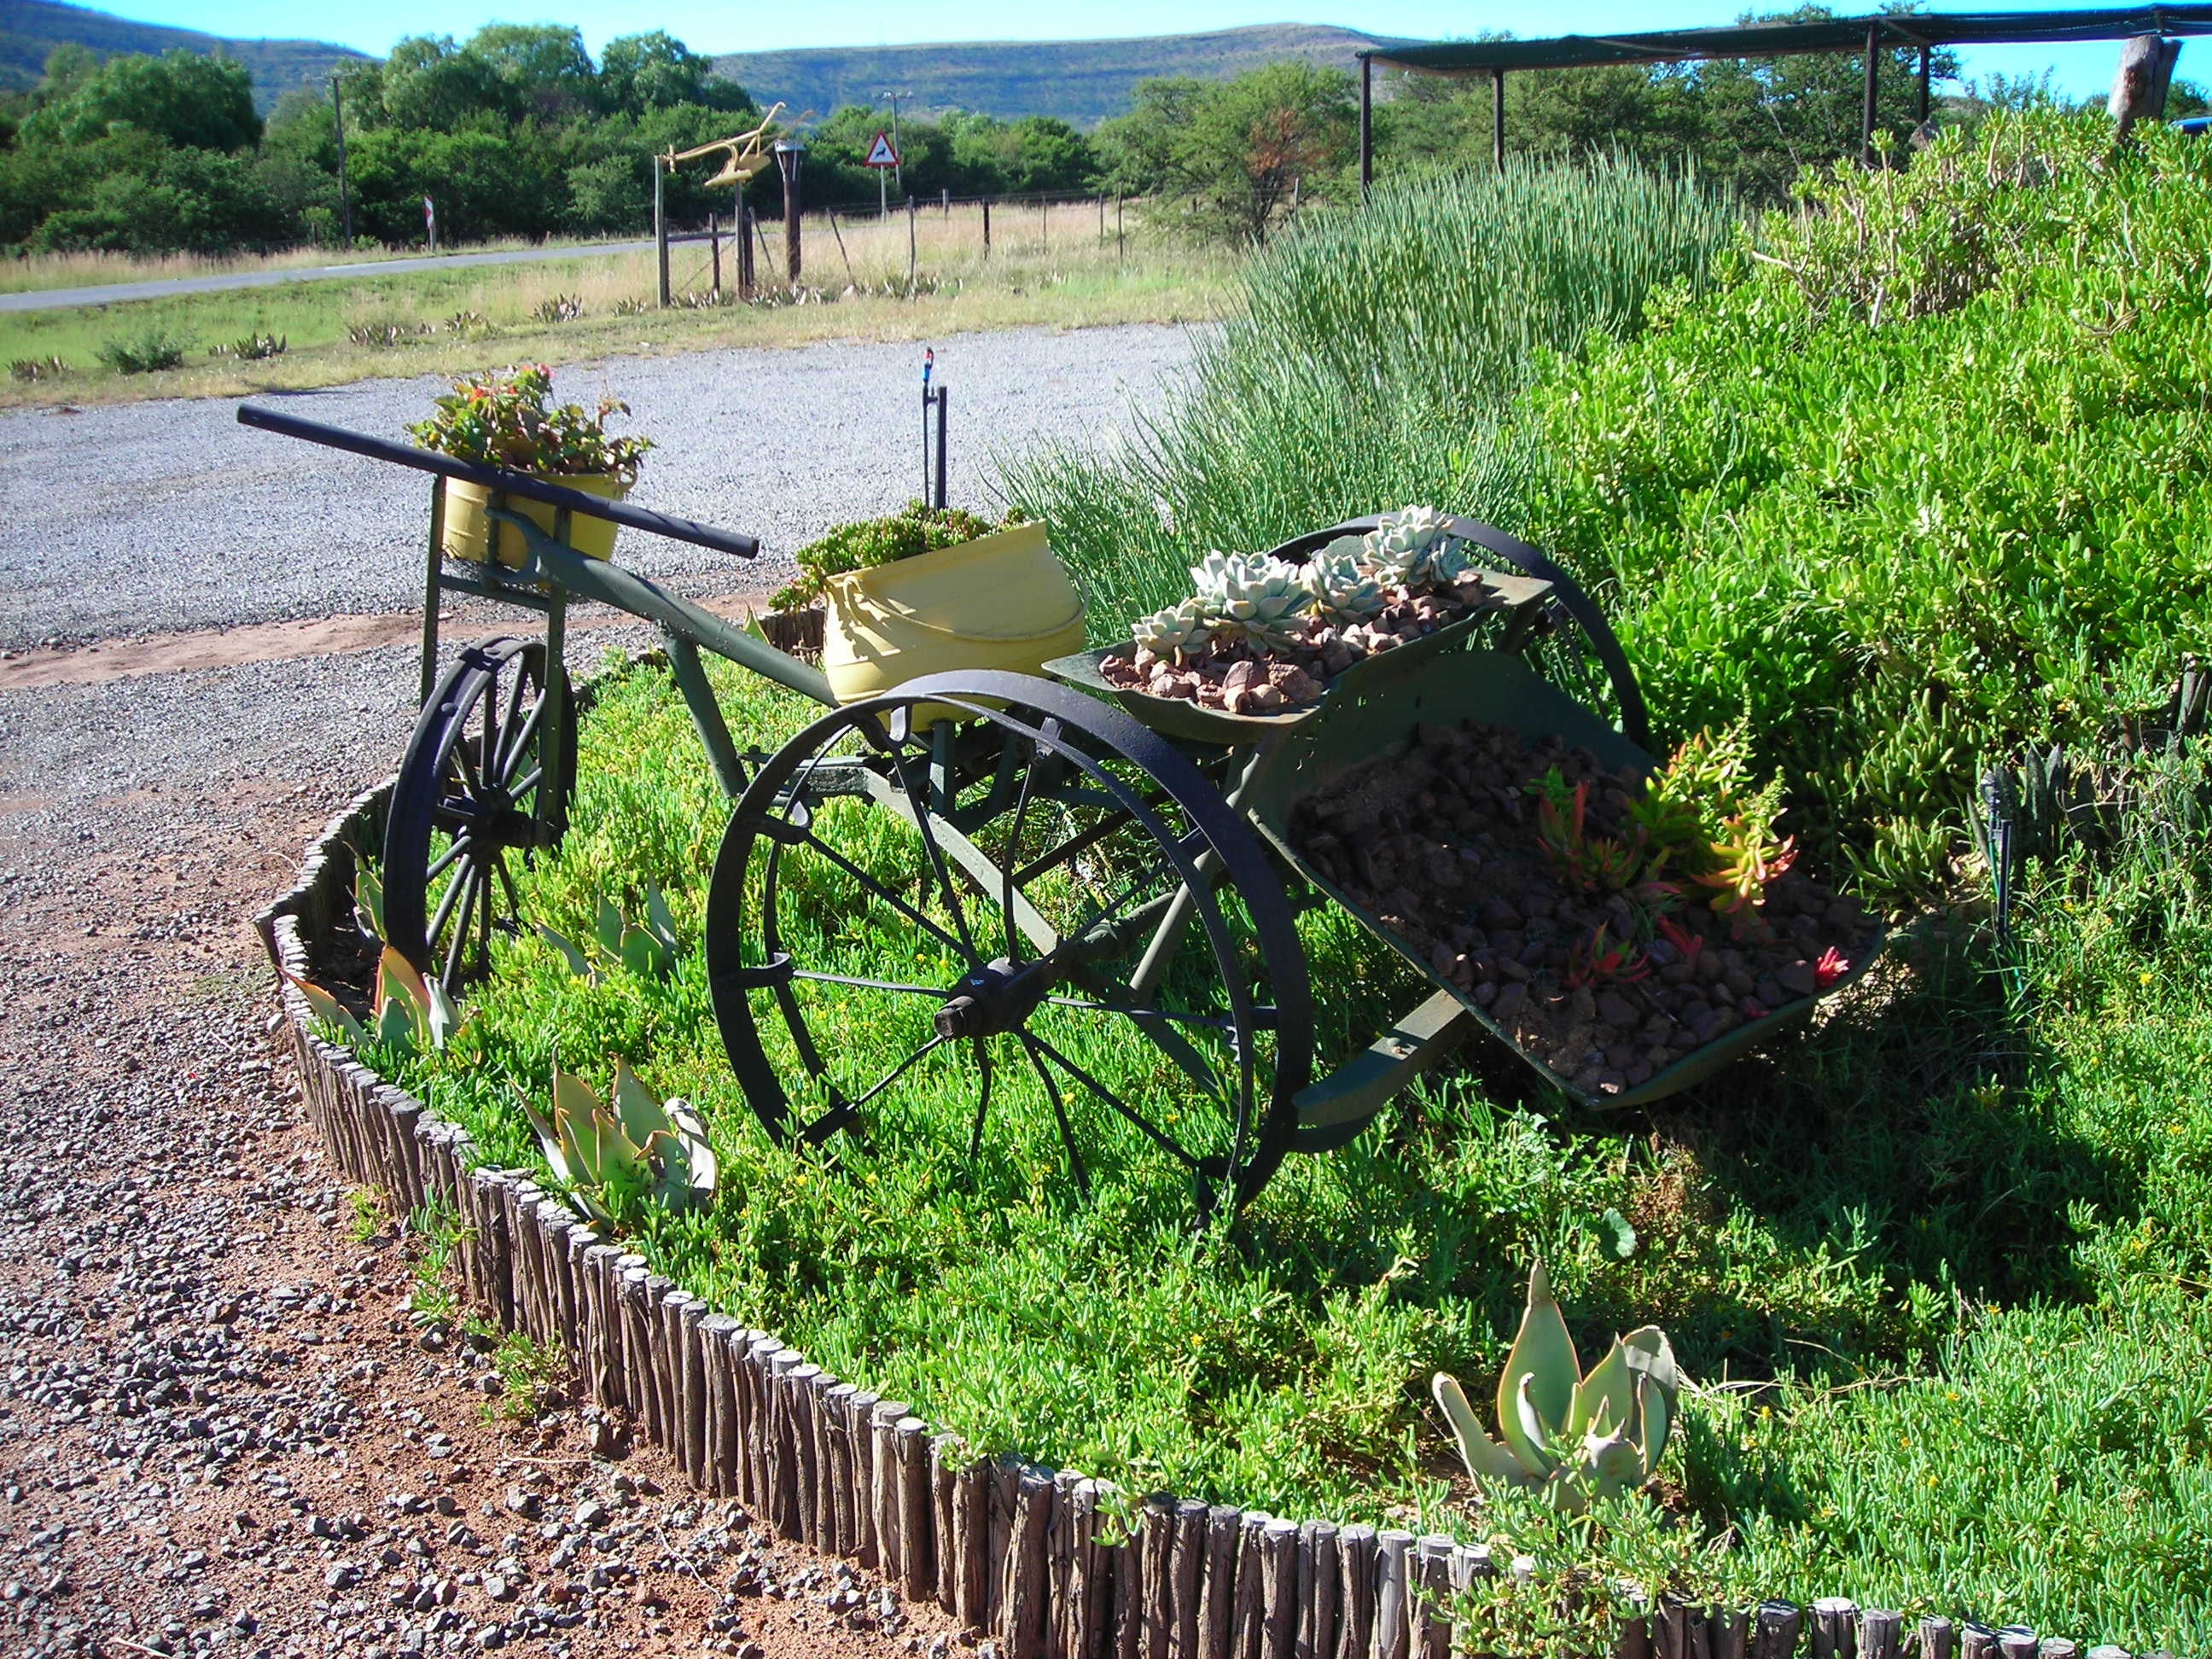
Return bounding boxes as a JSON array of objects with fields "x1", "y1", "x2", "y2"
[{"x1": 1814, "y1": 946, "x2": 1850, "y2": 989}]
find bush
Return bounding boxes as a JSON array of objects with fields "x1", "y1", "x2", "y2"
[
  {"x1": 1001, "y1": 156, "x2": 1738, "y2": 630},
  {"x1": 95, "y1": 328, "x2": 189, "y2": 374},
  {"x1": 1511, "y1": 113, "x2": 2212, "y2": 898}
]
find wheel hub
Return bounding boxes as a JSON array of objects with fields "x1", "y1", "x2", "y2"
[{"x1": 934, "y1": 955, "x2": 1061, "y2": 1040}]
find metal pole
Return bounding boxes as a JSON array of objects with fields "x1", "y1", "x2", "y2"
[
  {"x1": 982, "y1": 197, "x2": 991, "y2": 254},
  {"x1": 1359, "y1": 54, "x2": 1371, "y2": 200},
  {"x1": 710, "y1": 212, "x2": 721, "y2": 298},
  {"x1": 880, "y1": 165, "x2": 888, "y2": 221},
  {"x1": 934, "y1": 385, "x2": 948, "y2": 510},
  {"x1": 921, "y1": 348, "x2": 934, "y2": 503},
  {"x1": 739, "y1": 206, "x2": 754, "y2": 298},
  {"x1": 775, "y1": 140, "x2": 804, "y2": 287},
  {"x1": 1918, "y1": 43, "x2": 1931, "y2": 123},
  {"x1": 1493, "y1": 69, "x2": 1505, "y2": 172},
  {"x1": 331, "y1": 73, "x2": 352, "y2": 245},
  {"x1": 654, "y1": 166, "x2": 669, "y2": 307},
  {"x1": 907, "y1": 194, "x2": 917, "y2": 289},
  {"x1": 1863, "y1": 22, "x2": 1882, "y2": 166}
]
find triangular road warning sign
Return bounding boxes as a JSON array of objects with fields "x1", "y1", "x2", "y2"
[{"x1": 864, "y1": 131, "x2": 900, "y2": 168}]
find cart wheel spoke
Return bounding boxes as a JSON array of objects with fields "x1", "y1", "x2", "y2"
[
  {"x1": 1016, "y1": 1031, "x2": 1089, "y2": 1199},
  {"x1": 798, "y1": 830, "x2": 970, "y2": 959},
  {"x1": 966, "y1": 1038, "x2": 994, "y2": 1161},
  {"x1": 1025, "y1": 1030, "x2": 1201, "y2": 1173}
]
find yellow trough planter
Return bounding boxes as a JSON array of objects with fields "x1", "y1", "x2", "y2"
[
  {"x1": 823, "y1": 521, "x2": 1087, "y2": 707},
  {"x1": 439, "y1": 474, "x2": 628, "y2": 568}
]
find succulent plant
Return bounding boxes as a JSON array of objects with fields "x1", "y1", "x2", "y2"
[
  {"x1": 523, "y1": 1059, "x2": 718, "y2": 1229},
  {"x1": 1130, "y1": 599, "x2": 1216, "y2": 661},
  {"x1": 1301, "y1": 542, "x2": 1386, "y2": 622},
  {"x1": 1190, "y1": 552, "x2": 1313, "y2": 651},
  {"x1": 284, "y1": 945, "x2": 463, "y2": 1060},
  {"x1": 1431, "y1": 1261, "x2": 1683, "y2": 1511},
  {"x1": 1361, "y1": 504, "x2": 1469, "y2": 591},
  {"x1": 541, "y1": 882, "x2": 682, "y2": 982}
]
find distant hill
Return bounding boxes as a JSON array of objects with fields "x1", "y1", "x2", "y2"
[
  {"x1": 713, "y1": 23, "x2": 1407, "y2": 129},
  {"x1": 0, "y1": 0, "x2": 370, "y2": 112}
]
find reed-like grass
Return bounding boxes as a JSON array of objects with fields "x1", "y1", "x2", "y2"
[{"x1": 998, "y1": 159, "x2": 1738, "y2": 631}]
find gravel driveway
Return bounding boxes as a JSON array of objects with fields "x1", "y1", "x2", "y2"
[
  {"x1": 0, "y1": 323, "x2": 1196, "y2": 652},
  {"x1": 0, "y1": 322, "x2": 1199, "y2": 1656}
]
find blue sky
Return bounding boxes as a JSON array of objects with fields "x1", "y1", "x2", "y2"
[{"x1": 130, "y1": 0, "x2": 2152, "y2": 102}]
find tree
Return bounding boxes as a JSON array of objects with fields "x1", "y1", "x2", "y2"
[
  {"x1": 1165, "y1": 61, "x2": 1355, "y2": 243},
  {"x1": 23, "y1": 49, "x2": 260, "y2": 153},
  {"x1": 378, "y1": 38, "x2": 507, "y2": 133},
  {"x1": 468, "y1": 23, "x2": 598, "y2": 119},
  {"x1": 601, "y1": 32, "x2": 707, "y2": 115}
]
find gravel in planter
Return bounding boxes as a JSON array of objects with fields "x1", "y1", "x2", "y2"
[{"x1": 1290, "y1": 720, "x2": 1881, "y2": 1097}]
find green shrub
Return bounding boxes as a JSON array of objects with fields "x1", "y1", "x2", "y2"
[
  {"x1": 95, "y1": 326, "x2": 189, "y2": 374},
  {"x1": 1512, "y1": 113, "x2": 2212, "y2": 898},
  {"x1": 1001, "y1": 155, "x2": 1738, "y2": 630}
]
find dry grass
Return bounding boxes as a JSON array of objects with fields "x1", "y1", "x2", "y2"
[
  {"x1": 0, "y1": 204, "x2": 1229, "y2": 407},
  {"x1": 0, "y1": 236, "x2": 601, "y2": 294}
]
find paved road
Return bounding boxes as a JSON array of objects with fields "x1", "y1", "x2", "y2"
[
  {"x1": 0, "y1": 239, "x2": 657, "y2": 314},
  {"x1": 0, "y1": 322, "x2": 1196, "y2": 651}
]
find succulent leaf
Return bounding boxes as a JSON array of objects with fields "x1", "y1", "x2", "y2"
[
  {"x1": 1301, "y1": 546, "x2": 1386, "y2": 621},
  {"x1": 644, "y1": 883, "x2": 679, "y2": 955},
  {"x1": 1496, "y1": 1260, "x2": 1580, "y2": 1472},
  {"x1": 1568, "y1": 1336, "x2": 1636, "y2": 1441},
  {"x1": 1130, "y1": 599, "x2": 1214, "y2": 661},
  {"x1": 538, "y1": 925, "x2": 597, "y2": 981},
  {"x1": 352, "y1": 859, "x2": 386, "y2": 940},
  {"x1": 281, "y1": 970, "x2": 368, "y2": 1046},
  {"x1": 596, "y1": 894, "x2": 626, "y2": 958},
  {"x1": 1432, "y1": 1372, "x2": 1533, "y2": 1485},
  {"x1": 1511, "y1": 1372, "x2": 1561, "y2": 1479}
]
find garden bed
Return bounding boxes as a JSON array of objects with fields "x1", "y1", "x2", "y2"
[{"x1": 260, "y1": 649, "x2": 2209, "y2": 1656}]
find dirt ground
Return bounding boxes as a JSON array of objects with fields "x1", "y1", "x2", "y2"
[{"x1": 0, "y1": 627, "x2": 961, "y2": 1659}]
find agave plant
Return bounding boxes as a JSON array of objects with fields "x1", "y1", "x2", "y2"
[
  {"x1": 284, "y1": 946, "x2": 463, "y2": 1059},
  {"x1": 1432, "y1": 1262, "x2": 1683, "y2": 1511},
  {"x1": 1301, "y1": 541, "x2": 1386, "y2": 622},
  {"x1": 1130, "y1": 598, "x2": 1215, "y2": 661},
  {"x1": 540, "y1": 883, "x2": 682, "y2": 983},
  {"x1": 1190, "y1": 552, "x2": 1313, "y2": 650},
  {"x1": 523, "y1": 1059, "x2": 718, "y2": 1228}
]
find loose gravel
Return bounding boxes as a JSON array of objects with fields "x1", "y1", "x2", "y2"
[
  {"x1": 0, "y1": 323, "x2": 1197, "y2": 652},
  {"x1": 0, "y1": 322, "x2": 1202, "y2": 1655}
]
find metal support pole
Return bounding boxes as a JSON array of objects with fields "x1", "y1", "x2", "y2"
[
  {"x1": 1918, "y1": 44, "x2": 1931, "y2": 123},
  {"x1": 654, "y1": 166, "x2": 670, "y2": 307},
  {"x1": 775, "y1": 140, "x2": 805, "y2": 287},
  {"x1": 982, "y1": 197, "x2": 991, "y2": 254},
  {"x1": 1359, "y1": 53, "x2": 1372, "y2": 199},
  {"x1": 709, "y1": 212, "x2": 721, "y2": 298},
  {"x1": 934, "y1": 387, "x2": 948, "y2": 510},
  {"x1": 739, "y1": 206, "x2": 755, "y2": 297},
  {"x1": 907, "y1": 194, "x2": 917, "y2": 288},
  {"x1": 1863, "y1": 22, "x2": 1882, "y2": 166},
  {"x1": 920, "y1": 349, "x2": 934, "y2": 503},
  {"x1": 1493, "y1": 70, "x2": 1505, "y2": 172},
  {"x1": 331, "y1": 74, "x2": 352, "y2": 246}
]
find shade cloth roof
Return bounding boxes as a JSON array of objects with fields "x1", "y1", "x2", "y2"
[{"x1": 1367, "y1": 6, "x2": 2212, "y2": 75}]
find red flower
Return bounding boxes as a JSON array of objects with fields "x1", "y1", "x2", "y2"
[{"x1": 1814, "y1": 946, "x2": 1850, "y2": 989}]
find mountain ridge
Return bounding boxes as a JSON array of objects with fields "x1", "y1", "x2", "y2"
[
  {"x1": 712, "y1": 23, "x2": 1407, "y2": 129},
  {"x1": 0, "y1": 0, "x2": 370, "y2": 110}
]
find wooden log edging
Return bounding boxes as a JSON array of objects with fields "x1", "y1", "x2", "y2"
[{"x1": 256, "y1": 788, "x2": 2160, "y2": 1659}]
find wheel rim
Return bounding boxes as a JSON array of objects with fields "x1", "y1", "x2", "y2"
[
  {"x1": 706, "y1": 675, "x2": 1313, "y2": 1220},
  {"x1": 385, "y1": 637, "x2": 568, "y2": 991}
]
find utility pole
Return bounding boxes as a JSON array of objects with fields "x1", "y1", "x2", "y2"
[
  {"x1": 329, "y1": 71, "x2": 352, "y2": 245},
  {"x1": 878, "y1": 89, "x2": 908, "y2": 193}
]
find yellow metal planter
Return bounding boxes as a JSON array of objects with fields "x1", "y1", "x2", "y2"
[
  {"x1": 439, "y1": 474, "x2": 628, "y2": 568},
  {"x1": 823, "y1": 521, "x2": 1087, "y2": 707}
]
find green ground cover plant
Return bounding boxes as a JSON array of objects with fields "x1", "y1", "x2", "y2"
[{"x1": 323, "y1": 114, "x2": 2212, "y2": 1646}]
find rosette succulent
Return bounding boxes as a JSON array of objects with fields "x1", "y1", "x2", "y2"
[
  {"x1": 1130, "y1": 599, "x2": 1214, "y2": 662},
  {"x1": 1431, "y1": 1261, "x2": 1683, "y2": 1512},
  {"x1": 1191, "y1": 552, "x2": 1313, "y2": 650},
  {"x1": 1362, "y1": 504, "x2": 1467, "y2": 591},
  {"x1": 1301, "y1": 542, "x2": 1386, "y2": 622}
]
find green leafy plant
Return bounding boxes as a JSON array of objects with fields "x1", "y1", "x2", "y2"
[
  {"x1": 1432, "y1": 1261, "x2": 1683, "y2": 1511},
  {"x1": 769, "y1": 500, "x2": 1011, "y2": 611},
  {"x1": 530, "y1": 294, "x2": 585, "y2": 323},
  {"x1": 539, "y1": 882, "x2": 681, "y2": 981},
  {"x1": 1187, "y1": 550, "x2": 1313, "y2": 650},
  {"x1": 284, "y1": 945, "x2": 463, "y2": 1060},
  {"x1": 522, "y1": 1059, "x2": 717, "y2": 1229},
  {"x1": 408, "y1": 364, "x2": 652, "y2": 482},
  {"x1": 96, "y1": 327, "x2": 188, "y2": 374},
  {"x1": 9, "y1": 355, "x2": 69, "y2": 382},
  {"x1": 210, "y1": 332, "x2": 286, "y2": 360}
]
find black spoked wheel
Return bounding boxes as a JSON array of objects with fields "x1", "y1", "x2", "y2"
[
  {"x1": 384, "y1": 636, "x2": 573, "y2": 990},
  {"x1": 704, "y1": 671, "x2": 1313, "y2": 1222}
]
